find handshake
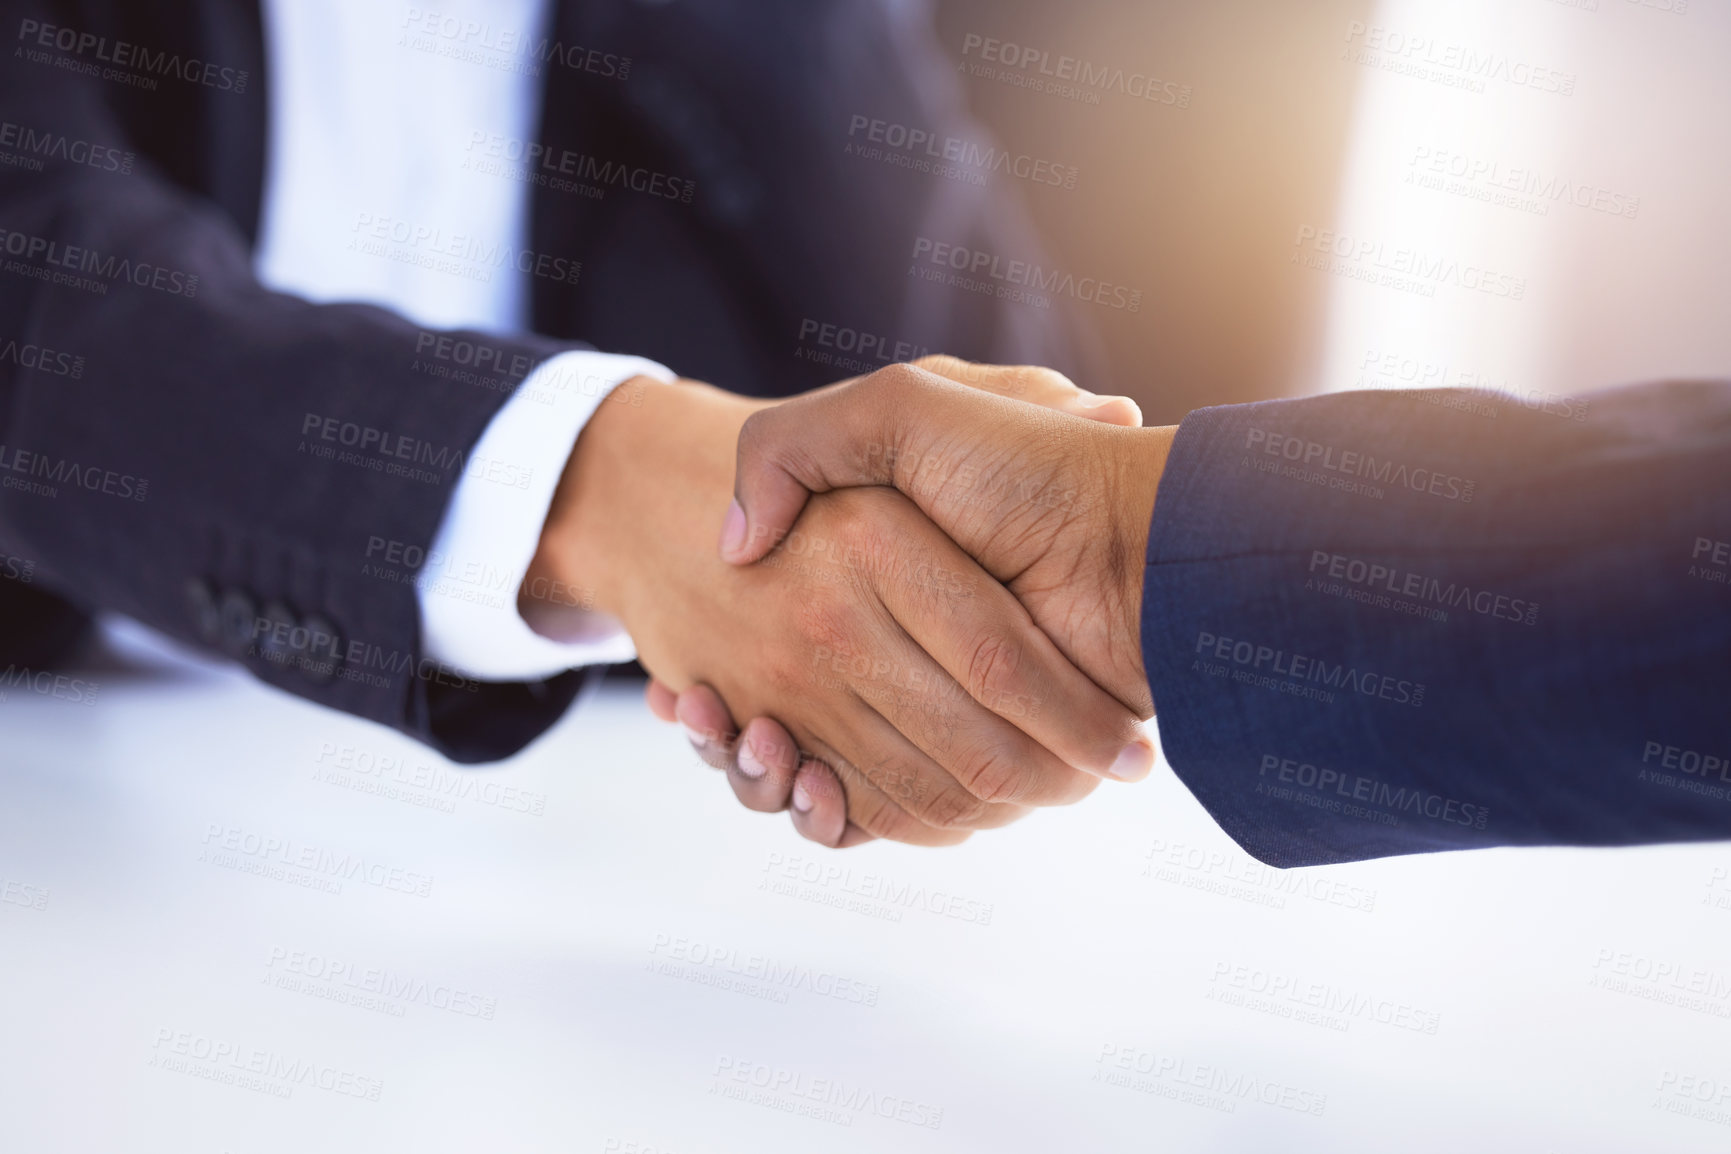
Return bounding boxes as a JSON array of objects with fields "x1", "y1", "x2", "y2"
[{"x1": 523, "y1": 357, "x2": 1178, "y2": 849}]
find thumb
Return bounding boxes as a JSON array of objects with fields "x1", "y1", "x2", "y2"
[
  {"x1": 720, "y1": 359, "x2": 1138, "y2": 565},
  {"x1": 719, "y1": 365, "x2": 945, "y2": 565}
]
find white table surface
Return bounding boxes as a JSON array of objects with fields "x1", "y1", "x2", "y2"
[{"x1": 3, "y1": 619, "x2": 1728, "y2": 1153}]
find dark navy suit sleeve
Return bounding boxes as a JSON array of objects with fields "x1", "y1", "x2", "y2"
[
  {"x1": 0, "y1": 0, "x2": 590, "y2": 763},
  {"x1": 1140, "y1": 381, "x2": 1731, "y2": 867}
]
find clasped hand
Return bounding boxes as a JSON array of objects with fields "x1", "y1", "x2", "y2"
[{"x1": 530, "y1": 357, "x2": 1173, "y2": 848}]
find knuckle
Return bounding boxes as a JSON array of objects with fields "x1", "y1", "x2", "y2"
[
  {"x1": 910, "y1": 353, "x2": 971, "y2": 379},
  {"x1": 953, "y1": 741, "x2": 1028, "y2": 805},
  {"x1": 734, "y1": 407, "x2": 774, "y2": 462},
  {"x1": 964, "y1": 631, "x2": 1025, "y2": 705},
  {"x1": 868, "y1": 361, "x2": 929, "y2": 404},
  {"x1": 852, "y1": 792, "x2": 920, "y2": 843},
  {"x1": 916, "y1": 782, "x2": 989, "y2": 830},
  {"x1": 999, "y1": 364, "x2": 1074, "y2": 402}
]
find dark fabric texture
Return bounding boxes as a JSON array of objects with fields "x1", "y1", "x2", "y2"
[{"x1": 1141, "y1": 381, "x2": 1731, "y2": 865}]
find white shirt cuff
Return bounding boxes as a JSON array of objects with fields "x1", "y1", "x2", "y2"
[{"x1": 416, "y1": 350, "x2": 674, "y2": 682}]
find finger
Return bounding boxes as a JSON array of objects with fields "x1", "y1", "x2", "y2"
[
  {"x1": 677, "y1": 684, "x2": 929, "y2": 844},
  {"x1": 910, "y1": 355, "x2": 1142, "y2": 427},
  {"x1": 799, "y1": 730, "x2": 975, "y2": 847},
  {"x1": 673, "y1": 683, "x2": 738, "y2": 771},
  {"x1": 788, "y1": 758, "x2": 848, "y2": 846},
  {"x1": 795, "y1": 695, "x2": 1027, "y2": 834},
  {"x1": 646, "y1": 678, "x2": 678, "y2": 722},
  {"x1": 861, "y1": 492, "x2": 1153, "y2": 784},
  {"x1": 844, "y1": 700, "x2": 1033, "y2": 831},
  {"x1": 826, "y1": 579, "x2": 1102, "y2": 808},
  {"x1": 728, "y1": 715, "x2": 799, "y2": 813}
]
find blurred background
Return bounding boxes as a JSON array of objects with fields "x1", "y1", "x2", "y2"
[
  {"x1": 936, "y1": 0, "x2": 1372, "y2": 422},
  {"x1": 935, "y1": 0, "x2": 1731, "y2": 423},
  {"x1": 5, "y1": 1, "x2": 1731, "y2": 1151}
]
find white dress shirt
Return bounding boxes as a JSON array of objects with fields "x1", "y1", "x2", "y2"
[{"x1": 253, "y1": 0, "x2": 658, "y2": 681}]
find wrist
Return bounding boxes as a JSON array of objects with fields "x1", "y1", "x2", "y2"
[
  {"x1": 522, "y1": 375, "x2": 762, "y2": 637},
  {"x1": 1112, "y1": 423, "x2": 1177, "y2": 691}
]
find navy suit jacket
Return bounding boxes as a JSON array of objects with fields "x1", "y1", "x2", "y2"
[
  {"x1": 0, "y1": 0, "x2": 1073, "y2": 761},
  {"x1": 1142, "y1": 381, "x2": 1731, "y2": 865}
]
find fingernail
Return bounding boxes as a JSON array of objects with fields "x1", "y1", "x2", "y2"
[
  {"x1": 738, "y1": 741, "x2": 769, "y2": 780},
  {"x1": 681, "y1": 723, "x2": 711, "y2": 751},
  {"x1": 719, "y1": 499, "x2": 747, "y2": 560},
  {"x1": 792, "y1": 781, "x2": 814, "y2": 812},
  {"x1": 1107, "y1": 740, "x2": 1154, "y2": 782}
]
